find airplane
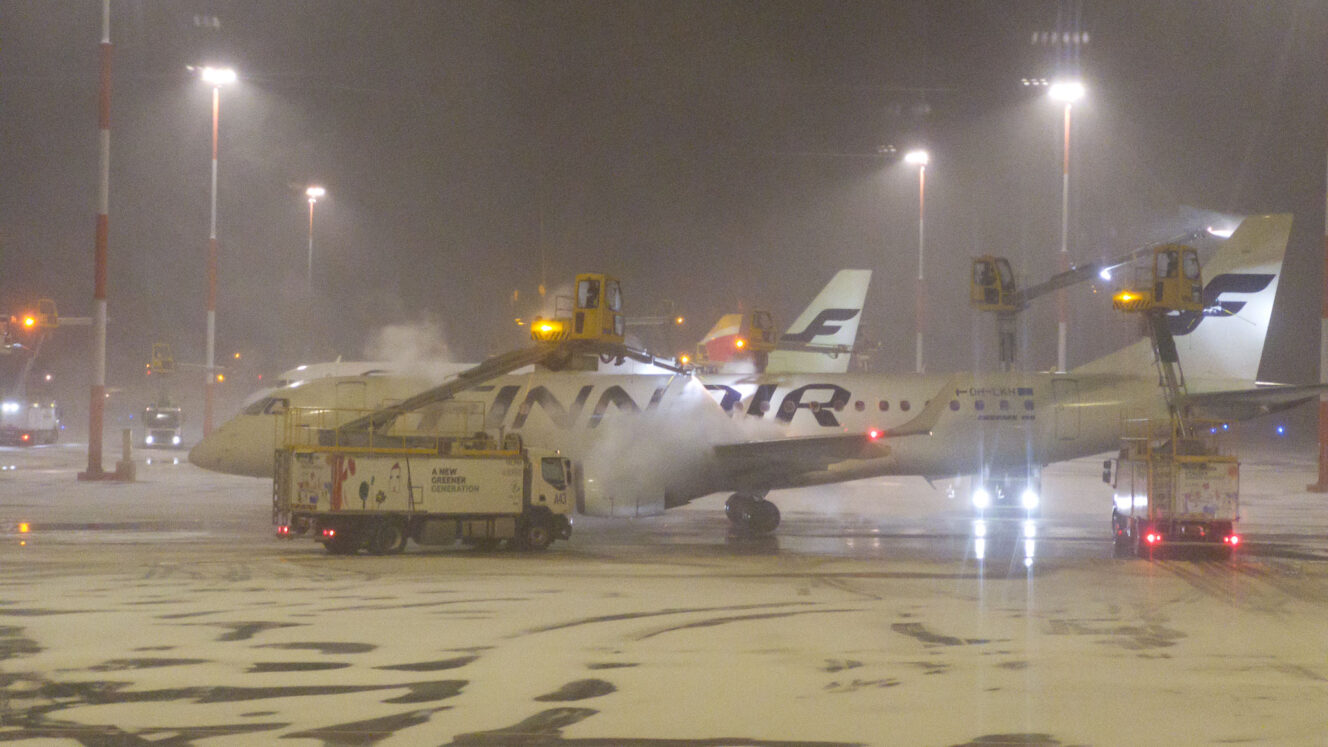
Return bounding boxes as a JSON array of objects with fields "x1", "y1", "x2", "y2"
[{"x1": 191, "y1": 214, "x2": 1316, "y2": 535}]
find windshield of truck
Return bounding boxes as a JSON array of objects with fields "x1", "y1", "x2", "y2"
[
  {"x1": 541, "y1": 457, "x2": 567, "y2": 490},
  {"x1": 147, "y1": 410, "x2": 181, "y2": 429}
]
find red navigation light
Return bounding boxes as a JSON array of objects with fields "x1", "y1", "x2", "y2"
[
  {"x1": 867, "y1": 428, "x2": 883, "y2": 441},
  {"x1": 321, "y1": 528, "x2": 336, "y2": 539},
  {"x1": 19, "y1": 433, "x2": 29, "y2": 443}
]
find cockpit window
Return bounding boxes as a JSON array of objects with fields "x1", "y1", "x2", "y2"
[{"x1": 242, "y1": 397, "x2": 290, "y2": 416}]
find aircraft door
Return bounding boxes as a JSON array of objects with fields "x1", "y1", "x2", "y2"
[{"x1": 1052, "y1": 378, "x2": 1079, "y2": 441}]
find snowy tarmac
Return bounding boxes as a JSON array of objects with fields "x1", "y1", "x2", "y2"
[{"x1": 1, "y1": 435, "x2": 1326, "y2": 745}]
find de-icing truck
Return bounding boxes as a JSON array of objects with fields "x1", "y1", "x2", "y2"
[{"x1": 273, "y1": 412, "x2": 574, "y2": 555}]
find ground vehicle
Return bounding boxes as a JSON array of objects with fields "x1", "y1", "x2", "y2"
[
  {"x1": 142, "y1": 402, "x2": 184, "y2": 447},
  {"x1": 0, "y1": 400, "x2": 60, "y2": 445},
  {"x1": 273, "y1": 408, "x2": 574, "y2": 555},
  {"x1": 1106, "y1": 418, "x2": 1240, "y2": 556}
]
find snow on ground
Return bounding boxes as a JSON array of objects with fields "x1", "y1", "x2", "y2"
[{"x1": 0, "y1": 437, "x2": 1326, "y2": 744}]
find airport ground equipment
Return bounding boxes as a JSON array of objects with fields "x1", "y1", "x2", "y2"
[
  {"x1": 142, "y1": 344, "x2": 184, "y2": 447},
  {"x1": 0, "y1": 400, "x2": 60, "y2": 445},
  {"x1": 142, "y1": 402, "x2": 184, "y2": 448},
  {"x1": 968, "y1": 231, "x2": 1204, "y2": 371},
  {"x1": 274, "y1": 408, "x2": 574, "y2": 554},
  {"x1": 1105, "y1": 417, "x2": 1240, "y2": 556},
  {"x1": 0, "y1": 300, "x2": 62, "y2": 445},
  {"x1": 1105, "y1": 242, "x2": 1239, "y2": 556}
]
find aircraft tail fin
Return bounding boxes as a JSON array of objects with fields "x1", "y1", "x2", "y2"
[
  {"x1": 1075, "y1": 214, "x2": 1292, "y2": 390},
  {"x1": 767, "y1": 269, "x2": 872, "y2": 374}
]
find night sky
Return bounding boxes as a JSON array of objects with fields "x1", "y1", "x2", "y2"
[{"x1": 1, "y1": 1, "x2": 1324, "y2": 435}]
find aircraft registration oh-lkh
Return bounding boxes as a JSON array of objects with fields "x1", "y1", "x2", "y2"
[{"x1": 191, "y1": 214, "x2": 1316, "y2": 534}]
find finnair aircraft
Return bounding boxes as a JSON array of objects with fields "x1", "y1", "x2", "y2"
[{"x1": 192, "y1": 215, "x2": 1313, "y2": 534}]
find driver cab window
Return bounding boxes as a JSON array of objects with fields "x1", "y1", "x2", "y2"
[
  {"x1": 605, "y1": 280, "x2": 622, "y2": 312},
  {"x1": 541, "y1": 457, "x2": 567, "y2": 490},
  {"x1": 577, "y1": 279, "x2": 600, "y2": 309}
]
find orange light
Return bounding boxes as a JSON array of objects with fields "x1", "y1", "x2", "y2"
[
  {"x1": 20, "y1": 433, "x2": 29, "y2": 442},
  {"x1": 735, "y1": 338, "x2": 746, "y2": 349},
  {"x1": 233, "y1": 352, "x2": 242, "y2": 360},
  {"x1": 18, "y1": 522, "x2": 30, "y2": 533},
  {"x1": 679, "y1": 354, "x2": 691, "y2": 365},
  {"x1": 21, "y1": 316, "x2": 36, "y2": 328},
  {"x1": 215, "y1": 373, "x2": 225, "y2": 383},
  {"x1": 675, "y1": 316, "x2": 685, "y2": 325}
]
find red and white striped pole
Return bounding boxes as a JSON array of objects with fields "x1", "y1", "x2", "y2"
[
  {"x1": 80, "y1": 0, "x2": 111, "y2": 480},
  {"x1": 1310, "y1": 149, "x2": 1328, "y2": 492}
]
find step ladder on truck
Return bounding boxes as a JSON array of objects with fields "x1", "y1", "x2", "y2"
[{"x1": 1103, "y1": 244, "x2": 1241, "y2": 557}]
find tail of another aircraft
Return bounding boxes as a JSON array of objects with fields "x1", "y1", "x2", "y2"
[
  {"x1": 1075, "y1": 214, "x2": 1292, "y2": 391},
  {"x1": 767, "y1": 269, "x2": 872, "y2": 374}
]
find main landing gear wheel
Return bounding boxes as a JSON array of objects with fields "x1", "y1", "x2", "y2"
[{"x1": 725, "y1": 493, "x2": 781, "y2": 535}]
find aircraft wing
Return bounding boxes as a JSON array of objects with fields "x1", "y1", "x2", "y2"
[
  {"x1": 1188, "y1": 383, "x2": 1328, "y2": 421},
  {"x1": 712, "y1": 376, "x2": 955, "y2": 479}
]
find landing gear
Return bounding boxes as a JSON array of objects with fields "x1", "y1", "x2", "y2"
[{"x1": 725, "y1": 493, "x2": 780, "y2": 535}]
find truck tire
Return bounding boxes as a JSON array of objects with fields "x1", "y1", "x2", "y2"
[
  {"x1": 367, "y1": 518, "x2": 407, "y2": 556},
  {"x1": 518, "y1": 517, "x2": 554, "y2": 552}
]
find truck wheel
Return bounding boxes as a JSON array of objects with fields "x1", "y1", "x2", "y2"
[
  {"x1": 367, "y1": 518, "x2": 407, "y2": 556},
  {"x1": 519, "y1": 518, "x2": 554, "y2": 552}
]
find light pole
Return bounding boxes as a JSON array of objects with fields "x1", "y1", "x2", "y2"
[
  {"x1": 904, "y1": 148, "x2": 929, "y2": 374},
  {"x1": 1048, "y1": 79, "x2": 1084, "y2": 372},
  {"x1": 305, "y1": 186, "x2": 325, "y2": 294},
  {"x1": 199, "y1": 65, "x2": 235, "y2": 437}
]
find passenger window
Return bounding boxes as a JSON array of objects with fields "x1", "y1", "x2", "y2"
[
  {"x1": 878, "y1": 400, "x2": 889, "y2": 412},
  {"x1": 949, "y1": 400, "x2": 960, "y2": 411},
  {"x1": 900, "y1": 400, "x2": 911, "y2": 412},
  {"x1": 854, "y1": 400, "x2": 865, "y2": 412},
  {"x1": 541, "y1": 457, "x2": 567, "y2": 490},
  {"x1": 975, "y1": 400, "x2": 985, "y2": 411}
]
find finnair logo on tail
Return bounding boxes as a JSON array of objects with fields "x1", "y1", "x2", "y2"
[
  {"x1": 783, "y1": 308, "x2": 860, "y2": 343},
  {"x1": 1168, "y1": 273, "x2": 1275, "y2": 336}
]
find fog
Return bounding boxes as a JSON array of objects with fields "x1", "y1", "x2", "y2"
[{"x1": 0, "y1": 2, "x2": 1323, "y2": 441}]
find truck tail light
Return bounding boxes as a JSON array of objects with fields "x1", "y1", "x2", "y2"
[
  {"x1": 276, "y1": 525, "x2": 290, "y2": 537},
  {"x1": 20, "y1": 433, "x2": 29, "y2": 443},
  {"x1": 1224, "y1": 534, "x2": 1240, "y2": 546},
  {"x1": 1145, "y1": 532, "x2": 1161, "y2": 545},
  {"x1": 321, "y1": 528, "x2": 336, "y2": 539}
]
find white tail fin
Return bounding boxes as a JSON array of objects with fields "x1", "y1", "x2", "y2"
[
  {"x1": 767, "y1": 269, "x2": 872, "y2": 374},
  {"x1": 1076, "y1": 214, "x2": 1292, "y2": 390}
]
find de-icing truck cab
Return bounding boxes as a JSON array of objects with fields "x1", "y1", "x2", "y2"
[{"x1": 273, "y1": 407, "x2": 574, "y2": 555}]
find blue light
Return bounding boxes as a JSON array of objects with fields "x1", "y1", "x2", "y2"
[
  {"x1": 1276, "y1": 425, "x2": 1286, "y2": 437},
  {"x1": 1222, "y1": 423, "x2": 1229, "y2": 431}
]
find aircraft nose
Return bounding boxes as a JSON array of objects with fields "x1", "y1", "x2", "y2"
[{"x1": 188, "y1": 417, "x2": 274, "y2": 478}]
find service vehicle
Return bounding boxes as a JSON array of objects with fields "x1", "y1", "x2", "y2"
[
  {"x1": 273, "y1": 409, "x2": 574, "y2": 555},
  {"x1": 142, "y1": 402, "x2": 184, "y2": 448},
  {"x1": 0, "y1": 399, "x2": 60, "y2": 445},
  {"x1": 1106, "y1": 418, "x2": 1240, "y2": 555},
  {"x1": 1104, "y1": 242, "x2": 1240, "y2": 555}
]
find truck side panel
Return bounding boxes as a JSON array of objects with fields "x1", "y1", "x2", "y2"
[
  {"x1": 285, "y1": 451, "x2": 525, "y2": 516},
  {"x1": 1173, "y1": 461, "x2": 1239, "y2": 521}
]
